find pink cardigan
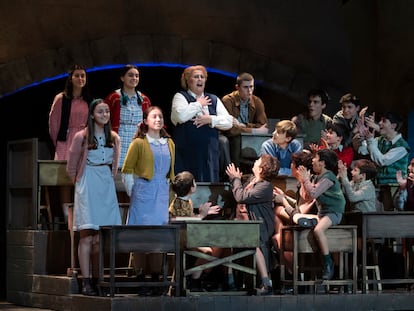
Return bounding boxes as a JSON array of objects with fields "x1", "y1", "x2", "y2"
[{"x1": 66, "y1": 128, "x2": 120, "y2": 183}]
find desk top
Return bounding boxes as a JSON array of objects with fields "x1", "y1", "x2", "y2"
[
  {"x1": 171, "y1": 220, "x2": 262, "y2": 248},
  {"x1": 38, "y1": 160, "x2": 72, "y2": 186},
  {"x1": 345, "y1": 211, "x2": 414, "y2": 215},
  {"x1": 345, "y1": 211, "x2": 414, "y2": 238}
]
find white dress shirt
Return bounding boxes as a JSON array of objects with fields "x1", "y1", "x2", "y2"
[{"x1": 171, "y1": 90, "x2": 232, "y2": 131}]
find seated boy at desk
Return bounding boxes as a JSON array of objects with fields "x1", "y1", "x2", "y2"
[
  {"x1": 260, "y1": 120, "x2": 302, "y2": 176},
  {"x1": 338, "y1": 158, "x2": 378, "y2": 213},
  {"x1": 169, "y1": 171, "x2": 231, "y2": 291}
]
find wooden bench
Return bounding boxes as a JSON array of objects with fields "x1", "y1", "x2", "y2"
[{"x1": 280, "y1": 225, "x2": 358, "y2": 294}]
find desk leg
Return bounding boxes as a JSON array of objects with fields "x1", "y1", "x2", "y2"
[
  {"x1": 362, "y1": 232, "x2": 367, "y2": 293},
  {"x1": 66, "y1": 207, "x2": 77, "y2": 277},
  {"x1": 98, "y1": 231, "x2": 104, "y2": 296},
  {"x1": 293, "y1": 231, "x2": 298, "y2": 295},
  {"x1": 110, "y1": 231, "x2": 115, "y2": 297}
]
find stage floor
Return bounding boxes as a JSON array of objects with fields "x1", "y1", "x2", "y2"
[{"x1": 5, "y1": 274, "x2": 414, "y2": 311}]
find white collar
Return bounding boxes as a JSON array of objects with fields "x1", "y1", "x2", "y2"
[{"x1": 146, "y1": 135, "x2": 167, "y2": 145}]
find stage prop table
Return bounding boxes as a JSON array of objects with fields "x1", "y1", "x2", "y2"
[
  {"x1": 172, "y1": 219, "x2": 261, "y2": 296},
  {"x1": 345, "y1": 211, "x2": 414, "y2": 293},
  {"x1": 280, "y1": 225, "x2": 358, "y2": 295},
  {"x1": 98, "y1": 225, "x2": 181, "y2": 297}
]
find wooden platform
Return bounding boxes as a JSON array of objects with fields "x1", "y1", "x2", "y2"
[{"x1": 6, "y1": 274, "x2": 414, "y2": 311}]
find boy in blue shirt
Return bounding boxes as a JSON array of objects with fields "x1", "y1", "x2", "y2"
[{"x1": 260, "y1": 120, "x2": 302, "y2": 175}]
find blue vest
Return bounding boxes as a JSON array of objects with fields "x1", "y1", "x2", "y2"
[
  {"x1": 172, "y1": 91, "x2": 220, "y2": 182},
  {"x1": 376, "y1": 136, "x2": 410, "y2": 185}
]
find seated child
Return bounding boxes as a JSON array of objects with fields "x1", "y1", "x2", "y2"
[
  {"x1": 394, "y1": 157, "x2": 414, "y2": 211},
  {"x1": 338, "y1": 159, "x2": 378, "y2": 212},
  {"x1": 293, "y1": 149, "x2": 346, "y2": 280},
  {"x1": 169, "y1": 171, "x2": 226, "y2": 291},
  {"x1": 272, "y1": 150, "x2": 317, "y2": 249},
  {"x1": 226, "y1": 154, "x2": 280, "y2": 295},
  {"x1": 260, "y1": 120, "x2": 302, "y2": 176},
  {"x1": 310, "y1": 122, "x2": 354, "y2": 168},
  {"x1": 169, "y1": 171, "x2": 221, "y2": 219}
]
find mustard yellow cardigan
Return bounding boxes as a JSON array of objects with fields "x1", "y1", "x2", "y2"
[{"x1": 121, "y1": 137, "x2": 175, "y2": 180}]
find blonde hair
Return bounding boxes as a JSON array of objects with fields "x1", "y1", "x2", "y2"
[
  {"x1": 180, "y1": 65, "x2": 208, "y2": 89},
  {"x1": 275, "y1": 120, "x2": 297, "y2": 139}
]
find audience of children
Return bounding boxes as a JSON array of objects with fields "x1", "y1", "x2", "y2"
[
  {"x1": 48, "y1": 65, "x2": 414, "y2": 296},
  {"x1": 354, "y1": 111, "x2": 410, "y2": 211}
]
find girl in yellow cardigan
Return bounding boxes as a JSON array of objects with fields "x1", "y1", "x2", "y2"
[{"x1": 122, "y1": 106, "x2": 175, "y2": 295}]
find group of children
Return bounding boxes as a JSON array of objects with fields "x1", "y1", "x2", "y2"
[{"x1": 52, "y1": 64, "x2": 413, "y2": 297}]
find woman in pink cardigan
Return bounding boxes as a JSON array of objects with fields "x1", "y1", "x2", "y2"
[
  {"x1": 66, "y1": 98, "x2": 121, "y2": 296},
  {"x1": 48, "y1": 64, "x2": 90, "y2": 221}
]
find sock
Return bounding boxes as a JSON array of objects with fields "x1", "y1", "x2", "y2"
[
  {"x1": 227, "y1": 273, "x2": 234, "y2": 285},
  {"x1": 324, "y1": 254, "x2": 332, "y2": 266},
  {"x1": 261, "y1": 277, "x2": 272, "y2": 287}
]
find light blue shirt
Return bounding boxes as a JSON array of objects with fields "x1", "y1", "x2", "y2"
[{"x1": 260, "y1": 138, "x2": 302, "y2": 176}]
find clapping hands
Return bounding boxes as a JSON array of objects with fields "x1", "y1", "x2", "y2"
[
  {"x1": 273, "y1": 186, "x2": 285, "y2": 204},
  {"x1": 396, "y1": 170, "x2": 407, "y2": 189},
  {"x1": 296, "y1": 165, "x2": 311, "y2": 183},
  {"x1": 337, "y1": 160, "x2": 348, "y2": 180},
  {"x1": 198, "y1": 202, "x2": 221, "y2": 218},
  {"x1": 226, "y1": 163, "x2": 243, "y2": 180}
]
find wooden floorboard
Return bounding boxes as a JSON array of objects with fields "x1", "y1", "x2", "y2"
[{"x1": 6, "y1": 275, "x2": 414, "y2": 311}]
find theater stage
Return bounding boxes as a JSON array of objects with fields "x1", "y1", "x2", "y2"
[{"x1": 5, "y1": 273, "x2": 414, "y2": 311}]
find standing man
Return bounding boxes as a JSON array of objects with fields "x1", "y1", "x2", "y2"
[
  {"x1": 292, "y1": 89, "x2": 332, "y2": 150},
  {"x1": 221, "y1": 72, "x2": 268, "y2": 166}
]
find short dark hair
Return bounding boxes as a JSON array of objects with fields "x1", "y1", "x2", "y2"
[
  {"x1": 317, "y1": 149, "x2": 338, "y2": 173},
  {"x1": 352, "y1": 159, "x2": 377, "y2": 181},
  {"x1": 307, "y1": 89, "x2": 330, "y2": 105},
  {"x1": 291, "y1": 151, "x2": 314, "y2": 173},
  {"x1": 380, "y1": 112, "x2": 403, "y2": 132},
  {"x1": 171, "y1": 171, "x2": 195, "y2": 197},
  {"x1": 326, "y1": 123, "x2": 350, "y2": 146}
]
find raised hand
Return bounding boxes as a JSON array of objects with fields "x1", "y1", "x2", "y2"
[
  {"x1": 296, "y1": 165, "x2": 311, "y2": 183},
  {"x1": 337, "y1": 160, "x2": 348, "y2": 180},
  {"x1": 226, "y1": 163, "x2": 243, "y2": 179},
  {"x1": 396, "y1": 170, "x2": 407, "y2": 189}
]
